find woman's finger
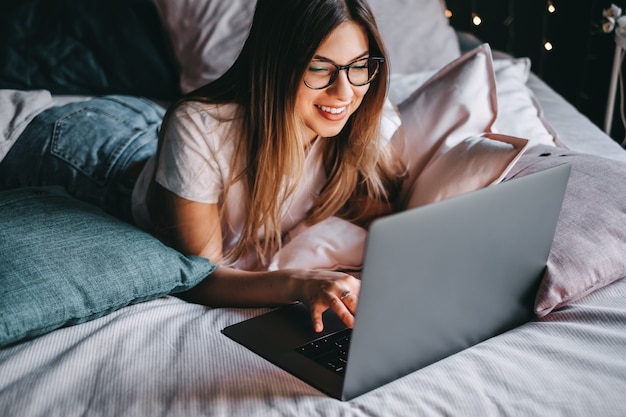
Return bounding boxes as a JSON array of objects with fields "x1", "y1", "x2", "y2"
[
  {"x1": 328, "y1": 294, "x2": 355, "y2": 329},
  {"x1": 310, "y1": 304, "x2": 325, "y2": 333},
  {"x1": 339, "y1": 290, "x2": 357, "y2": 314}
]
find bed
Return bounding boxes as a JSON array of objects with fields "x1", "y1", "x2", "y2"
[{"x1": 2, "y1": 0, "x2": 626, "y2": 416}]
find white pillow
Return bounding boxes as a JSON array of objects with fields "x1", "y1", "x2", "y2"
[
  {"x1": 367, "y1": 0, "x2": 460, "y2": 74},
  {"x1": 154, "y1": 0, "x2": 256, "y2": 93},
  {"x1": 490, "y1": 57, "x2": 558, "y2": 146}
]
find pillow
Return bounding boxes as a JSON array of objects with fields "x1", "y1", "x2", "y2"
[
  {"x1": 0, "y1": 0, "x2": 180, "y2": 99},
  {"x1": 389, "y1": 57, "x2": 559, "y2": 148},
  {"x1": 154, "y1": 0, "x2": 257, "y2": 93},
  {"x1": 490, "y1": 57, "x2": 559, "y2": 146},
  {"x1": 367, "y1": 0, "x2": 461, "y2": 74},
  {"x1": 0, "y1": 186, "x2": 216, "y2": 346},
  {"x1": 268, "y1": 217, "x2": 366, "y2": 272},
  {"x1": 503, "y1": 145, "x2": 626, "y2": 317},
  {"x1": 406, "y1": 133, "x2": 528, "y2": 208},
  {"x1": 394, "y1": 44, "x2": 498, "y2": 199},
  {"x1": 155, "y1": 0, "x2": 460, "y2": 93}
]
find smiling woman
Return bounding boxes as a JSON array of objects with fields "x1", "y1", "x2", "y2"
[{"x1": 129, "y1": 0, "x2": 408, "y2": 333}]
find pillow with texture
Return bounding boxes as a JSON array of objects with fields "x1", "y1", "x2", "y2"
[
  {"x1": 155, "y1": 0, "x2": 460, "y2": 93},
  {"x1": 503, "y1": 145, "x2": 626, "y2": 317},
  {"x1": 0, "y1": 0, "x2": 180, "y2": 99},
  {"x1": 0, "y1": 186, "x2": 216, "y2": 346}
]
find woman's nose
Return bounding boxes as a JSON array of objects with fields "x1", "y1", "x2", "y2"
[{"x1": 327, "y1": 70, "x2": 353, "y2": 100}]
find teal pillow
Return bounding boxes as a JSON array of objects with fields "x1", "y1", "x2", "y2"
[{"x1": 0, "y1": 186, "x2": 217, "y2": 346}]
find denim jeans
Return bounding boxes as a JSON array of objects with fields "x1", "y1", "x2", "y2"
[{"x1": 0, "y1": 95, "x2": 164, "y2": 223}]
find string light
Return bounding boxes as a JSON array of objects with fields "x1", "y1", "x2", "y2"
[
  {"x1": 472, "y1": 13, "x2": 482, "y2": 26},
  {"x1": 444, "y1": 1, "x2": 558, "y2": 54}
]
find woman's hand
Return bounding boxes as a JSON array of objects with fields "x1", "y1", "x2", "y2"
[
  {"x1": 286, "y1": 269, "x2": 361, "y2": 333},
  {"x1": 180, "y1": 267, "x2": 360, "y2": 333}
]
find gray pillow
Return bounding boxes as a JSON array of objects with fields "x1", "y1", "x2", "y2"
[
  {"x1": 0, "y1": 186, "x2": 216, "y2": 346},
  {"x1": 504, "y1": 145, "x2": 626, "y2": 317}
]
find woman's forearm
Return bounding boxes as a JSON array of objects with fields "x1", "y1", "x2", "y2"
[
  {"x1": 177, "y1": 266, "x2": 298, "y2": 307},
  {"x1": 178, "y1": 265, "x2": 361, "y2": 332}
]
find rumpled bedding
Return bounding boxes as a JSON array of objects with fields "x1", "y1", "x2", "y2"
[{"x1": 1, "y1": 277, "x2": 625, "y2": 416}]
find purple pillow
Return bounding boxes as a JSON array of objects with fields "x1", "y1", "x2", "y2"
[{"x1": 504, "y1": 145, "x2": 626, "y2": 317}]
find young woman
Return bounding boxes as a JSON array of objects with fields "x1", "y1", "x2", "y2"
[{"x1": 0, "y1": 0, "x2": 406, "y2": 332}]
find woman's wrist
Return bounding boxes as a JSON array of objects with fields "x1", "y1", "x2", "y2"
[{"x1": 188, "y1": 266, "x2": 300, "y2": 306}]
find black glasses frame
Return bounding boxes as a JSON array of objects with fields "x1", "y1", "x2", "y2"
[{"x1": 304, "y1": 57, "x2": 385, "y2": 90}]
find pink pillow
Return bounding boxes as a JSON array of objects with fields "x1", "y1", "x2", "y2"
[
  {"x1": 269, "y1": 217, "x2": 366, "y2": 272},
  {"x1": 504, "y1": 146, "x2": 626, "y2": 317},
  {"x1": 406, "y1": 133, "x2": 529, "y2": 208},
  {"x1": 395, "y1": 44, "x2": 498, "y2": 200}
]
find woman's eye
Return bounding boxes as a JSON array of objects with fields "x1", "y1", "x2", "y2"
[
  {"x1": 351, "y1": 59, "x2": 370, "y2": 70},
  {"x1": 309, "y1": 65, "x2": 331, "y2": 74}
]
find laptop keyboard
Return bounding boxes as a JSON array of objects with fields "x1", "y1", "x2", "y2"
[{"x1": 295, "y1": 328, "x2": 352, "y2": 375}]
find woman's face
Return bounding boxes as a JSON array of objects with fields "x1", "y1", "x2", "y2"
[{"x1": 295, "y1": 21, "x2": 371, "y2": 142}]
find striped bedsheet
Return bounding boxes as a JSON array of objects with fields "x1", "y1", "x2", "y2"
[{"x1": 1, "y1": 277, "x2": 625, "y2": 417}]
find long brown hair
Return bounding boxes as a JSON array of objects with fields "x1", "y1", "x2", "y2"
[{"x1": 156, "y1": 0, "x2": 405, "y2": 266}]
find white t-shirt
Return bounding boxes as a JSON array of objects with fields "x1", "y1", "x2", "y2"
[
  {"x1": 132, "y1": 101, "x2": 328, "y2": 270},
  {"x1": 131, "y1": 99, "x2": 402, "y2": 270}
]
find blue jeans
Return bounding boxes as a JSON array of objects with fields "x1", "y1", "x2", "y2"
[{"x1": 0, "y1": 95, "x2": 164, "y2": 223}]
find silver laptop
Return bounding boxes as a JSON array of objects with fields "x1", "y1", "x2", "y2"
[{"x1": 222, "y1": 163, "x2": 571, "y2": 401}]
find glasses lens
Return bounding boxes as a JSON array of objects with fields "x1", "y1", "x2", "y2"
[
  {"x1": 348, "y1": 58, "x2": 376, "y2": 86},
  {"x1": 304, "y1": 61, "x2": 336, "y2": 89}
]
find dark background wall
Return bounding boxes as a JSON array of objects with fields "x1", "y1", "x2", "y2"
[{"x1": 445, "y1": 0, "x2": 625, "y2": 145}]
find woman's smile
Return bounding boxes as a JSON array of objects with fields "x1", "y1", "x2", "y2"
[{"x1": 316, "y1": 104, "x2": 348, "y2": 120}]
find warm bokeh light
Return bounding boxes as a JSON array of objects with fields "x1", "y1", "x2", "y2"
[{"x1": 444, "y1": 3, "x2": 557, "y2": 51}]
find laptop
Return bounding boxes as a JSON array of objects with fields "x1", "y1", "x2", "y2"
[{"x1": 222, "y1": 163, "x2": 571, "y2": 401}]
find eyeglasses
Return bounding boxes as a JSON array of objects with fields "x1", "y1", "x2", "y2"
[{"x1": 303, "y1": 56, "x2": 384, "y2": 90}]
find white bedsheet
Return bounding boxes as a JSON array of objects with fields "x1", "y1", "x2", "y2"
[{"x1": 1, "y1": 277, "x2": 625, "y2": 417}]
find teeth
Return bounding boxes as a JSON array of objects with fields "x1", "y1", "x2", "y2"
[{"x1": 317, "y1": 105, "x2": 346, "y2": 115}]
